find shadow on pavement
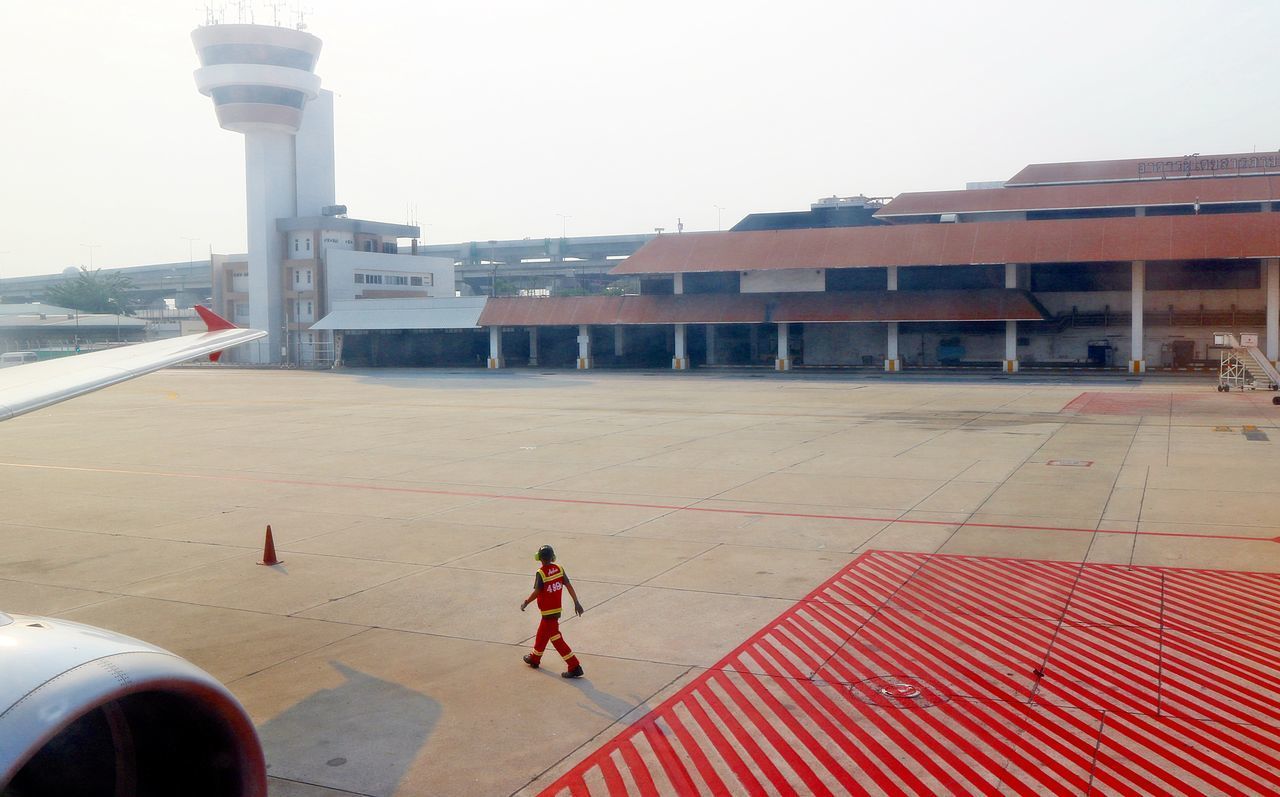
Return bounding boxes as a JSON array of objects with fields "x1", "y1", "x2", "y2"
[{"x1": 258, "y1": 662, "x2": 440, "y2": 797}]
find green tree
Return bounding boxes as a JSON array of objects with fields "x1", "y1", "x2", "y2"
[{"x1": 45, "y1": 268, "x2": 135, "y2": 314}]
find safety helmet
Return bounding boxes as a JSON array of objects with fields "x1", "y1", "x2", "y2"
[{"x1": 535, "y1": 544, "x2": 556, "y2": 563}]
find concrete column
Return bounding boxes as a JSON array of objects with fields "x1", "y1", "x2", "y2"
[
  {"x1": 244, "y1": 131, "x2": 296, "y2": 363},
  {"x1": 1130, "y1": 260, "x2": 1146, "y2": 373},
  {"x1": 673, "y1": 324, "x2": 689, "y2": 370},
  {"x1": 886, "y1": 323, "x2": 899, "y2": 371},
  {"x1": 705, "y1": 325, "x2": 717, "y2": 365},
  {"x1": 776, "y1": 323, "x2": 792, "y2": 371},
  {"x1": 885, "y1": 266, "x2": 900, "y2": 371},
  {"x1": 614, "y1": 326, "x2": 625, "y2": 358},
  {"x1": 528, "y1": 328, "x2": 539, "y2": 366},
  {"x1": 673, "y1": 274, "x2": 684, "y2": 294},
  {"x1": 577, "y1": 324, "x2": 592, "y2": 370},
  {"x1": 1004, "y1": 263, "x2": 1019, "y2": 373},
  {"x1": 487, "y1": 326, "x2": 504, "y2": 369},
  {"x1": 1268, "y1": 258, "x2": 1279, "y2": 365}
]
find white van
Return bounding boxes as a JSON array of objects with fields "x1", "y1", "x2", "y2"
[{"x1": 0, "y1": 351, "x2": 38, "y2": 368}]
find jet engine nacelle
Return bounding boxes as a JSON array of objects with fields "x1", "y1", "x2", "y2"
[{"x1": 0, "y1": 611, "x2": 266, "y2": 796}]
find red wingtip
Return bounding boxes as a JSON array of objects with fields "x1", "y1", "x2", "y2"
[{"x1": 195, "y1": 304, "x2": 237, "y2": 332}]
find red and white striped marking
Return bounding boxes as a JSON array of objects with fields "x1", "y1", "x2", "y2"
[{"x1": 539, "y1": 551, "x2": 1280, "y2": 796}]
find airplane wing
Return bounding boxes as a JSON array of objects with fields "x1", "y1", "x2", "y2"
[
  {"x1": 0, "y1": 305, "x2": 269, "y2": 794},
  {"x1": 0, "y1": 305, "x2": 266, "y2": 422}
]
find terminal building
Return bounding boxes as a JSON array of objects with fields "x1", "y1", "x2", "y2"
[
  {"x1": 9, "y1": 19, "x2": 1275, "y2": 375},
  {"x1": 470, "y1": 152, "x2": 1280, "y2": 373}
]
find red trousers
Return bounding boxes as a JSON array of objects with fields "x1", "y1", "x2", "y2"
[{"x1": 529, "y1": 615, "x2": 580, "y2": 670}]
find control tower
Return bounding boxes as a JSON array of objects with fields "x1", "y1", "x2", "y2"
[{"x1": 191, "y1": 23, "x2": 335, "y2": 363}]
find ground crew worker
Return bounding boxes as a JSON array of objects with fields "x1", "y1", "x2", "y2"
[{"x1": 520, "y1": 544, "x2": 585, "y2": 678}]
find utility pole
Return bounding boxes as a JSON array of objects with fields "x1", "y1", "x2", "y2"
[{"x1": 180, "y1": 237, "x2": 200, "y2": 309}]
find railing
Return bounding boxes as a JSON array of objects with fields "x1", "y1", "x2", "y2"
[{"x1": 1030, "y1": 308, "x2": 1266, "y2": 331}]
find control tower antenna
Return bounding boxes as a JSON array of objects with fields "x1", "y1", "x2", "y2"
[
  {"x1": 202, "y1": 2, "x2": 225, "y2": 26},
  {"x1": 294, "y1": 1, "x2": 310, "y2": 30}
]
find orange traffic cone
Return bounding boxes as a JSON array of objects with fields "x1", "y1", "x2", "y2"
[{"x1": 258, "y1": 525, "x2": 283, "y2": 566}]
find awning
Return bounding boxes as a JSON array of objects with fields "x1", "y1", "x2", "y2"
[
  {"x1": 610, "y1": 214, "x2": 1280, "y2": 276},
  {"x1": 477, "y1": 290, "x2": 1046, "y2": 327},
  {"x1": 876, "y1": 175, "x2": 1280, "y2": 218},
  {"x1": 311, "y1": 297, "x2": 486, "y2": 331}
]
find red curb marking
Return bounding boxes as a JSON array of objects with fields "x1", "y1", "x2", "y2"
[
  {"x1": 539, "y1": 551, "x2": 1280, "y2": 796},
  {"x1": 1065, "y1": 390, "x2": 1280, "y2": 416},
  {"x1": 0, "y1": 460, "x2": 1275, "y2": 545}
]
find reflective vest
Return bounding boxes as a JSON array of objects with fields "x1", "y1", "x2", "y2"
[{"x1": 535, "y1": 563, "x2": 567, "y2": 617}]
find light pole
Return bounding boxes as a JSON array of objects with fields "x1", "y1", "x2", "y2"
[
  {"x1": 79, "y1": 243, "x2": 100, "y2": 269},
  {"x1": 556, "y1": 214, "x2": 571, "y2": 238},
  {"x1": 713, "y1": 205, "x2": 725, "y2": 232},
  {"x1": 179, "y1": 237, "x2": 200, "y2": 309},
  {"x1": 107, "y1": 298, "x2": 121, "y2": 342},
  {"x1": 489, "y1": 240, "x2": 498, "y2": 297}
]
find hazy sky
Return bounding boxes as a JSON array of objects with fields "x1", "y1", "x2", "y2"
[{"x1": 3, "y1": 1, "x2": 1279, "y2": 278}]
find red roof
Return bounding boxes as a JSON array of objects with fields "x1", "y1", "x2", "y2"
[
  {"x1": 877, "y1": 176, "x2": 1280, "y2": 218},
  {"x1": 1007, "y1": 152, "x2": 1280, "y2": 186},
  {"x1": 611, "y1": 214, "x2": 1280, "y2": 275},
  {"x1": 477, "y1": 290, "x2": 1046, "y2": 327}
]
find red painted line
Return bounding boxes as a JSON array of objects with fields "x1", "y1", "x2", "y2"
[
  {"x1": 1097, "y1": 713, "x2": 1251, "y2": 797},
  {"x1": 701, "y1": 674, "x2": 799, "y2": 796},
  {"x1": 540, "y1": 551, "x2": 1280, "y2": 796},
  {"x1": 2, "y1": 459, "x2": 1276, "y2": 544},
  {"x1": 1113, "y1": 711, "x2": 1278, "y2": 792},
  {"x1": 661, "y1": 709, "x2": 728, "y2": 796},
  {"x1": 616, "y1": 741, "x2": 658, "y2": 797},
  {"x1": 639, "y1": 721, "x2": 698, "y2": 795},
  {"x1": 836, "y1": 623, "x2": 1043, "y2": 797},
  {"x1": 597, "y1": 753, "x2": 627, "y2": 796},
  {"x1": 749, "y1": 638, "x2": 916, "y2": 796},
  {"x1": 730, "y1": 671, "x2": 852, "y2": 795},
  {"x1": 680, "y1": 691, "x2": 765, "y2": 797}
]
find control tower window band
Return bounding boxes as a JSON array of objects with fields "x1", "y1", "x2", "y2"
[
  {"x1": 210, "y1": 86, "x2": 306, "y2": 109},
  {"x1": 198, "y1": 43, "x2": 316, "y2": 71}
]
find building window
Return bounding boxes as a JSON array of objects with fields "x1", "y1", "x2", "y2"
[
  {"x1": 305, "y1": 238, "x2": 312, "y2": 252},
  {"x1": 294, "y1": 270, "x2": 300, "y2": 284},
  {"x1": 355, "y1": 274, "x2": 365, "y2": 284},
  {"x1": 306, "y1": 270, "x2": 312, "y2": 285},
  {"x1": 410, "y1": 276, "x2": 422, "y2": 286},
  {"x1": 294, "y1": 240, "x2": 300, "y2": 252}
]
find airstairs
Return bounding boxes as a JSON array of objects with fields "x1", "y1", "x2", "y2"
[{"x1": 1215, "y1": 333, "x2": 1280, "y2": 393}]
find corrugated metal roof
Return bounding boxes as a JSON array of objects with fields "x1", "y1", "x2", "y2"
[
  {"x1": 0, "y1": 311, "x2": 145, "y2": 329},
  {"x1": 877, "y1": 176, "x2": 1280, "y2": 218},
  {"x1": 1007, "y1": 152, "x2": 1280, "y2": 186},
  {"x1": 610, "y1": 214, "x2": 1280, "y2": 275},
  {"x1": 477, "y1": 290, "x2": 1045, "y2": 326},
  {"x1": 310, "y1": 297, "x2": 486, "y2": 330}
]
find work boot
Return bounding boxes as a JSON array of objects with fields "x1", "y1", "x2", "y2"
[
  {"x1": 523, "y1": 654, "x2": 539, "y2": 669},
  {"x1": 562, "y1": 665, "x2": 584, "y2": 679}
]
